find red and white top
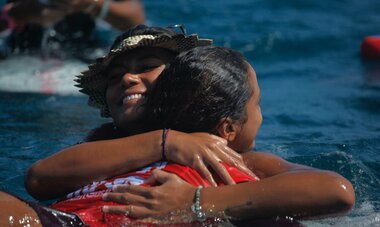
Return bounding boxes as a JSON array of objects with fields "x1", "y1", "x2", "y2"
[{"x1": 52, "y1": 161, "x2": 257, "y2": 226}]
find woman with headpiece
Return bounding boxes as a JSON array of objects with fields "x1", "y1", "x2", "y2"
[
  {"x1": 0, "y1": 44, "x2": 354, "y2": 226},
  {"x1": 27, "y1": 26, "x2": 353, "y2": 224},
  {"x1": 25, "y1": 25, "x2": 256, "y2": 203},
  {"x1": 98, "y1": 45, "x2": 355, "y2": 224},
  {"x1": 0, "y1": 25, "x2": 257, "y2": 225}
]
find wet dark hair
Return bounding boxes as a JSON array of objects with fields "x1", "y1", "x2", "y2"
[{"x1": 148, "y1": 46, "x2": 253, "y2": 133}]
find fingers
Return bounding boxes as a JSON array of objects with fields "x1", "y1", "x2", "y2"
[
  {"x1": 217, "y1": 143, "x2": 242, "y2": 160},
  {"x1": 206, "y1": 141, "x2": 259, "y2": 183},
  {"x1": 207, "y1": 153, "x2": 235, "y2": 185},
  {"x1": 103, "y1": 185, "x2": 159, "y2": 216},
  {"x1": 102, "y1": 170, "x2": 192, "y2": 219},
  {"x1": 103, "y1": 191, "x2": 148, "y2": 206},
  {"x1": 235, "y1": 163, "x2": 259, "y2": 180},
  {"x1": 208, "y1": 134, "x2": 228, "y2": 144},
  {"x1": 149, "y1": 169, "x2": 176, "y2": 184},
  {"x1": 144, "y1": 169, "x2": 181, "y2": 185},
  {"x1": 103, "y1": 204, "x2": 152, "y2": 218},
  {"x1": 172, "y1": 132, "x2": 259, "y2": 184},
  {"x1": 192, "y1": 132, "x2": 228, "y2": 146},
  {"x1": 209, "y1": 145, "x2": 244, "y2": 184},
  {"x1": 113, "y1": 184, "x2": 147, "y2": 195},
  {"x1": 215, "y1": 145, "x2": 258, "y2": 178},
  {"x1": 193, "y1": 155, "x2": 217, "y2": 187},
  {"x1": 191, "y1": 134, "x2": 248, "y2": 185}
]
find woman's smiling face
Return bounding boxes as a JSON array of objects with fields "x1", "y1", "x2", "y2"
[{"x1": 105, "y1": 47, "x2": 175, "y2": 131}]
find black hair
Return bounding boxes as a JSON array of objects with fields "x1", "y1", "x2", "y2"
[{"x1": 148, "y1": 46, "x2": 253, "y2": 133}]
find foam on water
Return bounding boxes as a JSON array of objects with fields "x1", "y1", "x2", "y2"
[{"x1": 0, "y1": 55, "x2": 86, "y2": 95}]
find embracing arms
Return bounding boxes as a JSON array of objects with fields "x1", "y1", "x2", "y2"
[
  {"x1": 26, "y1": 127, "x2": 255, "y2": 200},
  {"x1": 102, "y1": 152, "x2": 355, "y2": 220},
  {"x1": 26, "y1": 130, "x2": 163, "y2": 200},
  {"x1": 201, "y1": 152, "x2": 355, "y2": 219}
]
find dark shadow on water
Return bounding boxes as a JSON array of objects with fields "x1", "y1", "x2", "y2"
[
  {"x1": 232, "y1": 217, "x2": 304, "y2": 227},
  {"x1": 361, "y1": 60, "x2": 380, "y2": 87},
  {"x1": 348, "y1": 96, "x2": 380, "y2": 114},
  {"x1": 339, "y1": 60, "x2": 380, "y2": 115},
  {"x1": 274, "y1": 114, "x2": 323, "y2": 127}
]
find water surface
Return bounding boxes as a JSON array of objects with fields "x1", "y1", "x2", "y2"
[{"x1": 1, "y1": 0, "x2": 380, "y2": 226}]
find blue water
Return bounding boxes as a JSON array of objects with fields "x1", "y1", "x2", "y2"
[{"x1": 1, "y1": 0, "x2": 380, "y2": 226}]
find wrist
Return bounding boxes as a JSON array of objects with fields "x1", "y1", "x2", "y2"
[
  {"x1": 85, "y1": 0, "x2": 110, "y2": 20},
  {"x1": 163, "y1": 129, "x2": 177, "y2": 161},
  {"x1": 161, "y1": 128, "x2": 170, "y2": 160},
  {"x1": 82, "y1": 0, "x2": 102, "y2": 18},
  {"x1": 191, "y1": 186, "x2": 207, "y2": 222},
  {"x1": 198, "y1": 187, "x2": 229, "y2": 219}
]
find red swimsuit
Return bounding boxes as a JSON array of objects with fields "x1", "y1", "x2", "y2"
[{"x1": 51, "y1": 161, "x2": 257, "y2": 226}]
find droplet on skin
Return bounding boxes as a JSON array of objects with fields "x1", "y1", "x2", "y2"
[{"x1": 9, "y1": 216, "x2": 14, "y2": 224}]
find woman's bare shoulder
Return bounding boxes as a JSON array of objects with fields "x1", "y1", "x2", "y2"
[
  {"x1": 242, "y1": 151, "x2": 284, "y2": 163},
  {"x1": 242, "y1": 151, "x2": 314, "y2": 178}
]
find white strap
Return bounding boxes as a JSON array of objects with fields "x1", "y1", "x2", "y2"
[{"x1": 98, "y1": 0, "x2": 110, "y2": 20}]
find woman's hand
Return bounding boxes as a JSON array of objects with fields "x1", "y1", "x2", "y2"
[
  {"x1": 6, "y1": 0, "x2": 99, "y2": 25},
  {"x1": 102, "y1": 170, "x2": 196, "y2": 221},
  {"x1": 165, "y1": 131, "x2": 258, "y2": 186},
  {"x1": 6, "y1": 0, "x2": 67, "y2": 26},
  {"x1": 51, "y1": 0, "x2": 95, "y2": 12},
  {"x1": 5, "y1": 0, "x2": 46, "y2": 22}
]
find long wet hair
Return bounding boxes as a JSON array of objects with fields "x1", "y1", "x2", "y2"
[{"x1": 148, "y1": 46, "x2": 253, "y2": 133}]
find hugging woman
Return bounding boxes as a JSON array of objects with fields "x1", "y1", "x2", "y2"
[
  {"x1": 50, "y1": 46, "x2": 261, "y2": 226},
  {"x1": 0, "y1": 26, "x2": 354, "y2": 226}
]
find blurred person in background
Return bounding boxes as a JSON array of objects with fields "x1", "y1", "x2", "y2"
[{"x1": 0, "y1": 0, "x2": 144, "y2": 60}]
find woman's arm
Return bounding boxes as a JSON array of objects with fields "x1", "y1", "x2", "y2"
[
  {"x1": 97, "y1": 0, "x2": 145, "y2": 30},
  {"x1": 26, "y1": 130, "x2": 162, "y2": 200},
  {"x1": 6, "y1": 0, "x2": 144, "y2": 29},
  {"x1": 202, "y1": 170, "x2": 354, "y2": 219},
  {"x1": 26, "y1": 128, "x2": 255, "y2": 200},
  {"x1": 102, "y1": 152, "x2": 355, "y2": 220},
  {"x1": 5, "y1": 0, "x2": 67, "y2": 26}
]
